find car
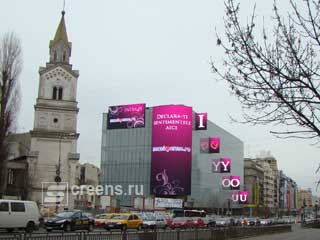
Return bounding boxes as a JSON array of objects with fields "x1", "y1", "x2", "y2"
[
  {"x1": 0, "y1": 200, "x2": 41, "y2": 233},
  {"x1": 142, "y1": 216, "x2": 167, "y2": 229},
  {"x1": 260, "y1": 218, "x2": 273, "y2": 225},
  {"x1": 94, "y1": 213, "x2": 113, "y2": 228},
  {"x1": 45, "y1": 210, "x2": 94, "y2": 232},
  {"x1": 247, "y1": 218, "x2": 260, "y2": 226},
  {"x1": 168, "y1": 217, "x2": 195, "y2": 229},
  {"x1": 215, "y1": 218, "x2": 231, "y2": 227},
  {"x1": 192, "y1": 218, "x2": 206, "y2": 228},
  {"x1": 104, "y1": 213, "x2": 143, "y2": 231},
  {"x1": 202, "y1": 216, "x2": 216, "y2": 227}
]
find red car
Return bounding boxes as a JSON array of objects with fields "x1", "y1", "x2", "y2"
[
  {"x1": 168, "y1": 217, "x2": 195, "y2": 229},
  {"x1": 193, "y1": 218, "x2": 206, "y2": 228}
]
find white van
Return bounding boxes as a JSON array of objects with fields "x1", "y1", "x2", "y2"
[{"x1": 0, "y1": 199, "x2": 41, "y2": 233}]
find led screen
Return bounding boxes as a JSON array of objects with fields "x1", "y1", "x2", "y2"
[
  {"x1": 151, "y1": 105, "x2": 193, "y2": 196},
  {"x1": 107, "y1": 103, "x2": 145, "y2": 129}
]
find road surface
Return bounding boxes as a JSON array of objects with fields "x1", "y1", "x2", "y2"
[{"x1": 244, "y1": 224, "x2": 320, "y2": 240}]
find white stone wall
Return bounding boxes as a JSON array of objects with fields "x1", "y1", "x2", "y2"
[{"x1": 39, "y1": 67, "x2": 77, "y2": 101}]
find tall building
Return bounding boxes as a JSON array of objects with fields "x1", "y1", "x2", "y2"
[
  {"x1": 279, "y1": 171, "x2": 298, "y2": 214},
  {"x1": 100, "y1": 105, "x2": 244, "y2": 210},
  {"x1": 244, "y1": 159, "x2": 264, "y2": 206},
  {"x1": 297, "y1": 189, "x2": 313, "y2": 208},
  {"x1": 27, "y1": 11, "x2": 80, "y2": 207},
  {"x1": 245, "y1": 157, "x2": 279, "y2": 214},
  {"x1": 260, "y1": 161, "x2": 275, "y2": 210}
]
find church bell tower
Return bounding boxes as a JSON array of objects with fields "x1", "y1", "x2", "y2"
[{"x1": 28, "y1": 11, "x2": 80, "y2": 208}]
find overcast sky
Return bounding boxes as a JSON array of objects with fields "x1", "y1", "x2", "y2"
[{"x1": 1, "y1": 0, "x2": 319, "y2": 195}]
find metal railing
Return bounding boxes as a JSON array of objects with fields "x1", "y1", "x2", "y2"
[{"x1": 0, "y1": 225, "x2": 292, "y2": 240}]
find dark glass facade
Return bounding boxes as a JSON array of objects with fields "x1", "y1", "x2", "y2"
[{"x1": 100, "y1": 106, "x2": 244, "y2": 208}]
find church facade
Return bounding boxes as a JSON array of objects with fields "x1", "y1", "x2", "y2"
[{"x1": 27, "y1": 11, "x2": 80, "y2": 208}]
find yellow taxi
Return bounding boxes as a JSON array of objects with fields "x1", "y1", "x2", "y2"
[
  {"x1": 104, "y1": 213, "x2": 143, "y2": 231},
  {"x1": 94, "y1": 213, "x2": 113, "y2": 228}
]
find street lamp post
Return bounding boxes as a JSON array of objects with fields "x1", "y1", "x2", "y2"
[
  {"x1": 54, "y1": 133, "x2": 76, "y2": 213},
  {"x1": 55, "y1": 136, "x2": 63, "y2": 213}
]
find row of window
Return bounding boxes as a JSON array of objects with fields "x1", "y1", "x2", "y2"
[{"x1": 0, "y1": 202, "x2": 25, "y2": 212}]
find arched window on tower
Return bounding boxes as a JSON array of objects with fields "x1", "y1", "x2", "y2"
[
  {"x1": 52, "y1": 86, "x2": 63, "y2": 100},
  {"x1": 52, "y1": 86, "x2": 58, "y2": 99},
  {"x1": 58, "y1": 87, "x2": 63, "y2": 100}
]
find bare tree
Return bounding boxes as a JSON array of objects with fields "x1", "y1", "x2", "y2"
[
  {"x1": 0, "y1": 32, "x2": 22, "y2": 198},
  {"x1": 212, "y1": 0, "x2": 320, "y2": 142}
]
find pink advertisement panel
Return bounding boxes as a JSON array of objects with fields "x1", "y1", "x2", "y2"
[
  {"x1": 107, "y1": 103, "x2": 145, "y2": 129},
  {"x1": 195, "y1": 113, "x2": 207, "y2": 130},
  {"x1": 209, "y1": 137, "x2": 220, "y2": 153},
  {"x1": 151, "y1": 105, "x2": 193, "y2": 196}
]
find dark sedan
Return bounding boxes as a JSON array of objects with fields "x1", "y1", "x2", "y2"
[{"x1": 45, "y1": 210, "x2": 94, "y2": 232}]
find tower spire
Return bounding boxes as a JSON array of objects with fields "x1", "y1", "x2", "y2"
[
  {"x1": 50, "y1": 10, "x2": 69, "y2": 48},
  {"x1": 49, "y1": 8, "x2": 72, "y2": 64}
]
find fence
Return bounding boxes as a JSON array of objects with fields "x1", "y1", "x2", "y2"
[{"x1": 0, "y1": 225, "x2": 292, "y2": 240}]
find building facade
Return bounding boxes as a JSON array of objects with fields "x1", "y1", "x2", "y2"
[
  {"x1": 297, "y1": 189, "x2": 313, "y2": 208},
  {"x1": 244, "y1": 159, "x2": 264, "y2": 207},
  {"x1": 27, "y1": 11, "x2": 80, "y2": 207},
  {"x1": 74, "y1": 163, "x2": 100, "y2": 209},
  {"x1": 260, "y1": 161, "x2": 275, "y2": 210},
  {"x1": 279, "y1": 171, "x2": 298, "y2": 214},
  {"x1": 100, "y1": 106, "x2": 244, "y2": 210}
]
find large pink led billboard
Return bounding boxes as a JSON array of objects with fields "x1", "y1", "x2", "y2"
[
  {"x1": 107, "y1": 103, "x2": 145, "y2": 129},
  {"x1": 151, "y1": 105, "x2": 193, "y2": 196}
]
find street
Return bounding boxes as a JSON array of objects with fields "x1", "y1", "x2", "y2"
[{"x1": 244, "y1": 224, "x2": 320, "y2": 240}]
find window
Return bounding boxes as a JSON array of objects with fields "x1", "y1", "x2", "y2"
[
  {"x1": 58, "y1": 87, "x2": 63, "y2": 100},
  {"x1": 73, "y1": 212, "x2": 81, "y2": 219},
  {"x1": 52, "y1": 87, "x2": 58, "y2": 99},
  {"x1": 133, "y1": 215, "x2": 139, "y2": 220},
  {"x1": 8, "y1": 169, "x2": 14, "y2": 185},
  {"x1": 63, "y1": 51, "x2": 66, "y2": 62},
  {"x1": 0, "y1": 202, "x2": 9, "y2": 212},
  {"x1": 128, "y1": 215, "x2": 134, "y2": 220},
  {"x1": 53, "y1": 87, "x2": 63, "y2": 100},
  {"x1": 11, "y1": 202, "x2": 25, "y2": 212},
  {"x1": 54, "y1": 51, "x2": 57, "y2": 62}
]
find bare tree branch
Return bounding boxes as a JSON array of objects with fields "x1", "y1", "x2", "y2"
[
  {"x1": 212, "y1": 0, "x2": 320, "y2": 142},
  {"x1": 0, "y1": 32, "x2": 22, "y2": 198}
]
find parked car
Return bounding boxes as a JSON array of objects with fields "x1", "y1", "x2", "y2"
[
  {"x1": 247, "y1": 218, "x2": 260, "y2": 226},
  {"x1": 94, "y1": 213, "x2": 113, "y2": 228},
  {"x1": 260, "y1": 218, "x2": 273, "y2": 225},
  {"x1": 215, "y1": 218, "x2": 231, "y2": 227},
  {"x1": 45, "y1": 210, "x2": 94, "y2": 232},
  {"x1": 240, "y1": 218, "x2": 249, "y2": 226},
  {"x1": 168, "y1": 217, "x2": 195, "y2": 229},
  {"x1": 230, "y1": 218, "x2": 242, "y2": 226},
  {"x1": 204, "y1": 216, "x2": 217, "y2": 228},
  {"x1": 104, "y1": 213, "x2": 143, "y2": 231},
  {"x1": 142, "y1": 216, "x2": 167, "y2": 229},
  {"x1": 193, "y1": 218, "x2": 206, "y2": 228},
  {"x1": 0, "y1": 200, "x2": 41, "y2": 233}
]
